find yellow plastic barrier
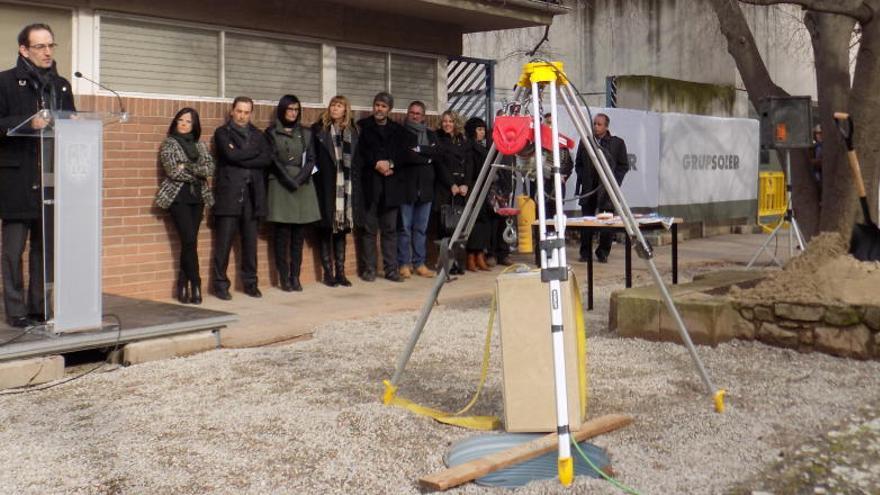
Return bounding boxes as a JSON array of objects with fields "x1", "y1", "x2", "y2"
[
  {"x1": 757, "y1": 171, "x2": 787, "y2": 233},
  {"x1": 516, "y1": 195, "x2": 536, "y2": 253}
]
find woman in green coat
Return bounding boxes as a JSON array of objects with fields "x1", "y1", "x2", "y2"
[{"x1": 265, "y1": 95, "x2": 321, "y2": 291}]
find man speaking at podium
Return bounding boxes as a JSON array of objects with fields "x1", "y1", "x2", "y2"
[{"x1": 0, "y1": 23, "x2": 75, "y2": 328}]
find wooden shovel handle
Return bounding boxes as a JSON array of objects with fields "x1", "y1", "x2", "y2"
[
  {"x1": 845, "y1": 150, "x2": 867, "y2": 199},
  {"x1": 833, "y1": 112, "x2": 854, "y2": 150},
  {"x1": 833, "y1": 112, "x2": 866, "y2": 198}
]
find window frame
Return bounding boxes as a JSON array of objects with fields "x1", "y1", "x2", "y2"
[{"x1": 93, "y1": 10, "x2": 443, "y2": 111}]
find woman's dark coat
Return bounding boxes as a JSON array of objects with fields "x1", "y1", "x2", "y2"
[
  {"x1": 433, "y1": 130, "x2": 474, "y2": 211},
  {"x1": 309, "y1": 121, "x2": 363, "y2": 229}
]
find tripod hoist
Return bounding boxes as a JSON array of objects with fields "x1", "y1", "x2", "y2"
[{"x1": 383, "y1": 61, "x2": 726, "y2": 487}]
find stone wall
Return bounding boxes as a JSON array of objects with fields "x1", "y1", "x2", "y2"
[
  {"x1": 732, "y1": 301, "x2": 880, "y2": 360},
  {"x1": 610, "y1": 270, "x2": 880, "y2": 361}
]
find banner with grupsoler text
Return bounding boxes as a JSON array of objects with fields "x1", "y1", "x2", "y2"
[
  {"x1": 548, "y1": 105, "x2": 758, "y2": 221},
  {"x1": 658, "y1": 112, "x2": 759, "y2": 221}
]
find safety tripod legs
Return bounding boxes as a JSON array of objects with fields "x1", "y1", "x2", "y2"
[
  {"x1": 747, "y1": 149, "x2": 806, "y2": 268},
  {"x1": 557, "y1": 78, "x2": 724, "y2": 411},
  {"x1": 385, "y1": 60, "x2": 726, "y2": 491}
]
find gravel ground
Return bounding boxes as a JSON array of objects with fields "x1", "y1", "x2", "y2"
[
  {"x1": 730, "y1": 404, "x2": 880, "y2": 494},
  {"x1": 0, "y1": 264, "x2": 879, "y2": 494}
]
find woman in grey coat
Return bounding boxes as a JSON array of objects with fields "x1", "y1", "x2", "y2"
[
  {"x1": 265, "y1": 95, "x2": 321, "y2": 291},
  {"x1": 155, "y1": 108, "x2": 215, "y2": 304}
]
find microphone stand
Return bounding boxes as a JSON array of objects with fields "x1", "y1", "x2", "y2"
[{"x1": 74, "y1": 71, "x2": 129, "y2": 123}]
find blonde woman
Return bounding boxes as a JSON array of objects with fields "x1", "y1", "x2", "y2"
[
  {"x1": 434, "y1": 110, "x2": 476, "y2": 274},
  {"x1": 310, "y1": 96, "x2": 361, "y2": 287}
]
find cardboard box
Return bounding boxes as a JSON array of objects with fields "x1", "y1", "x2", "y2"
[{"x1": 496, "y1": 268, "x2": 585, "y2": 432}]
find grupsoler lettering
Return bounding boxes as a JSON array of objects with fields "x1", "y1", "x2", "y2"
[{"x1": 682, "y1": 154, "x2": 740, "y2": 170}]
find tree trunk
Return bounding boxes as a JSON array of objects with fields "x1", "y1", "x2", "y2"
[
  {"x1": 805, "y1": 12, "x2": 856, "y2": 237},
  {"x1": 709, "y1": 0, "x2": 880, "y2": 241},
  {"x1": 708, "y1": 0, "x2": 787, "y2": 105},
  {"x1": 850, "y1": 12, "x2": 880, "y2": 227},
  {"x1": 709, "y1": 0, "x2": 820, "y2": 238}
]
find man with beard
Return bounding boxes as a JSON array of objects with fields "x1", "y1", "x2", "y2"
[
  {"x1": 0, "y1": 24, "x2": 75, "y2": 327},
  {"x1": 397, "y1": 100, "x2": 438, "y2": 279},
  {"x1": 355, "y1": 92, "x2": 410, "y2": 282}
]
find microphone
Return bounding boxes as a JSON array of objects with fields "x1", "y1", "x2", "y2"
[{"x1": 74, "y1": 71, "x2": 128, "y2": 123}]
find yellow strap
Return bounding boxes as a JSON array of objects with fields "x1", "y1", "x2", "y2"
[
  {"x1": 383, "y1": 266, "x2": 590, "y2": 431},
  {"x1": 570, "y1": 274, "x2": 589, "y2": 420},
  {"x1": 382, "y1": 384, "x2": 501, "y2": 430},
  {"x1": 381, "y1": 275, "x2": 507, "y2": 431}
]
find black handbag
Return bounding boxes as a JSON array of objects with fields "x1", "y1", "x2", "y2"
[{"x1": 440, "y1": 195, "x2": 464, "y2": 233}]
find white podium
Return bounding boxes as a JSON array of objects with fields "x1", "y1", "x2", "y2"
[{"x1": 9, "y1": 110, "x2": 124, "y2": 333}]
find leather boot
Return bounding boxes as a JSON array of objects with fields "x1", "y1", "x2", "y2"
[
  {"x1": 476, "y1": 252, "x2": 491, "y2": 271},
  {"x1": 177, "y1": 279, "x2": 190, "y2": 304},
  {"x1": 190, "y1": 281, "x2": 202, "y2": 304},
  {"x1": 290, "y1": 226, "x2": 304, "y2": 291},
  {"x1": 320, "y1": 237, "x2": 337, "y2": 287},
  {"x1": 466, "y1": 253, "x2": 478, "y2": 272},
  {"x1": 333, "y1": 235, "x2": 352, "y2": 287}
]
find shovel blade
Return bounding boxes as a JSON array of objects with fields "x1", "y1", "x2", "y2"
[{"x1": 850, "y1": 223, "x2": 880, "y2": 261}]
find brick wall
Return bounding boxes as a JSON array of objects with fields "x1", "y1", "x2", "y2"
[{"x1": 81, "y1": 94, "x2": 435, "y2": 300}]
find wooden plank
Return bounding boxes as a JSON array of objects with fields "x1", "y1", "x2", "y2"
[{"x1": 418, "y1": 413, "x2": 633, "y2": 491}]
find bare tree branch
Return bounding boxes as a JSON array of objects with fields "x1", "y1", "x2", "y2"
[
  {"x1": 708, "y1": 0, "x2": 787, "y2": 109},
  {"x1": 739, "y1": 0, "x2": 874, "y2": 23}
]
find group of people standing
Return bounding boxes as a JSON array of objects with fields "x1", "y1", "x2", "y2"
[
  {"x1": 1, "y1": 22, "x2": 628, "y2": 327},
  {"x1": 157, "y1": 91, "x2": 511, "y2": 304}
]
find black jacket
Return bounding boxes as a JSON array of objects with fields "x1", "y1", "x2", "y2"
[
  {"x1": 309, "y1": 121, "x2": 364, "y2": 229},
  {"x1": 355, "y1": 116, "x2": 410, "y2": 208},
  {"x1": 575, "y1": 132, "x2": 628, "y2": 212},
  {"x1": 400, "y1": 127, "x2": 439, "y2": 204},
  {"x1": 0, "y1": 57, "x2": 75, "y2": 220},
  {"x1": 433, "y1": 131, "x2": 474, "y2": 211},
  {"x1": 212, "y1": 122, "x2": 272, "y2": 217},
  {"x1": 468, "y1": 139, "x2": 497, "y2": 215}
]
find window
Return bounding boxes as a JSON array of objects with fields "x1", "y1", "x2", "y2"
[
  {"x1": 0, "y1": 4, "x2": 73, "y2": 80},
  {"x1": 100, "y1": 17, "x2": 219, "y2": 97},
  {"x1": 224, "y1": 34, "x2": 321, "y2": 103},
  {"x1": 391, "y1": 54, "x2": 436, "y2": 110},
  {"x1": 96, "y1": 14, "x2": 441, "y2": 109},
  {"x1": 336, "y1": 47, "x2": 388, "y2": 108}
]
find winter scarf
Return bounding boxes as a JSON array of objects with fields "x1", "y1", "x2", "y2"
[{"x1": 330, "y1": 123, "x2": 354, "y2": 233}]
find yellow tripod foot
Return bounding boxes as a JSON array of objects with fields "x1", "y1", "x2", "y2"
[
  {"x1": 714, "y1": 389, "x2": 727, "y2": 413},
  {"x1": 382, "y1": 379, "x2": 397, "y2": 405},
  {"x1": 558, "y1": 456, "x2": 574, "y2": 486}
]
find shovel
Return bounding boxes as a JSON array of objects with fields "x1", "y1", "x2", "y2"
[{"x1": 833, "y1": 112, "x2": 880, "y2": 261}]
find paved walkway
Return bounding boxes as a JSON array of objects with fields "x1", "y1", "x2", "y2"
[{"x1": 197, "y1": 232, "x2": 794, "y2": 348}]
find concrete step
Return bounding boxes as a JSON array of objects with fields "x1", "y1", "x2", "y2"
[
  {"x1": 610, "y1": 270, "x2": 767, "y2": 346},
  {"x1": 0, "y1": 355, "x2": 64, "y2": 391}
]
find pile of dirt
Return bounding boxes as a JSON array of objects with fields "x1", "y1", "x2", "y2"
[{"x1": 733, "y1": 232, "x2": 880, "y2": 305}]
